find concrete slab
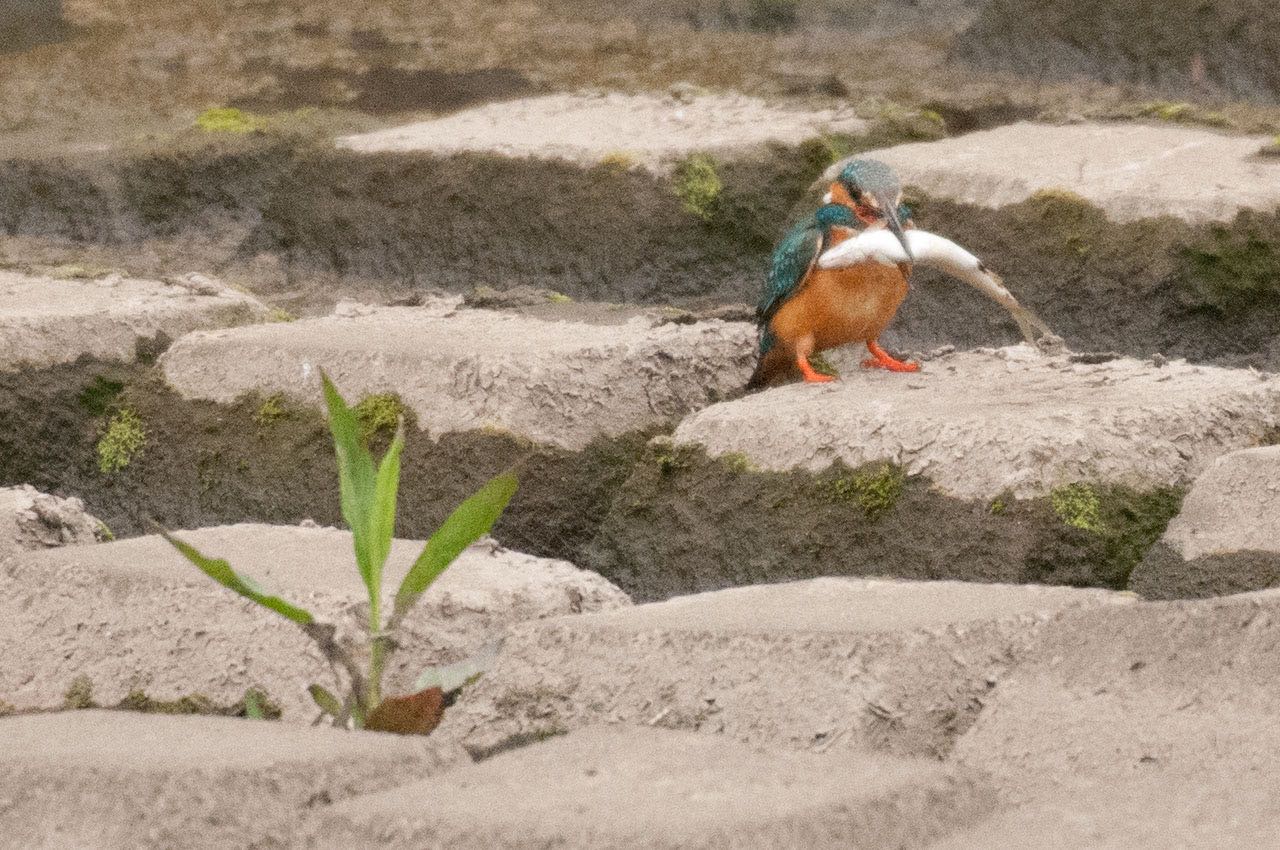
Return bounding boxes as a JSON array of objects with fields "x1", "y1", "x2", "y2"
[
  {"x1": 0, "y1": 270, "x2": 266, "y2": 371},
  {"x1": 674, "y1": 347, "x2": 1280, "y2": 499},
  {"x1": 161, "y1": 304, "x2": 755, "y2": 450},
  {"x1": 316, "y1": 726, "x2": 996, "y2": 849},
  {"x1": 930, "y1": 776, "x2": 1280, "y2": 850},
  {"x1": 1131, "y1": 446, "x2": 1280, "y2": 598},
  {"x1": 0, "y1": 524, "x2": 629, "y2": 719},
  {"x1": 0, "y1": 484, "x2": 104, "y2": 563},
  {"x1": 0, "y1": 710, "x2": 449, "y2": 850},
  {"x1": 337, "y1": 91, "x2": 868, "y2": 171},
  {"x1": 950, "y1": 588, "x2": 1280, "y2": 805},
  {"x1": 434, "y1": 577, "x2": 1131, "y2": 760},
  {"x1": 823, "y1": 122, "x2": 1280, "y2": 223}
]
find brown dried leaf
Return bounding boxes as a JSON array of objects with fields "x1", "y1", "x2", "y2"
[{"x1": 364, "y1": 686, "x2": 445, "y2": 736}]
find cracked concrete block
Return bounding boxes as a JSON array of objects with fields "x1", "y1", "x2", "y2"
[
  {"x1": 433, "y1": 577, "x2": 1130, "y2": 760},
  {"x1": 0, "y1": 270, "x2": 266, "y2": 371},
  {"x1": 674, "y1": 347, "x2": 1280, "y2": 500},
  {"x1": 314, "y1": 726, "x2": 996, "y2": 849},
  {"x1": 1131, "y1": 445, "x2": 1280, "y2": 598},
  {"x1": 161, "y1": 304, "x2": 755, "y2": 450},
  {"x1": 0, "y1": 524, "x2": 628, "y2": 719},
  {"x1": 0, "y1": 484, "x2": 105, "y2": 562}
]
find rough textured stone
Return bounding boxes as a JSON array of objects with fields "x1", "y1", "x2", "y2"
[
  {"x1": 161, "y1": 303, "x2": 755, "y2": 450},
  {"x1": 950, "y1": 589, "x2": 1280, "y2": 804},
  {"x1": 0, "y1": 484, "x2": 104, "y2": 562},
  {"x1": 674, "y1": 347, "x2": 1280, "y2": 499},
  {"x1": 0, "y1": 270, "x2": 266, "y2": 371},
  {"x1": 824, "y1": 123, "x2": 1280, "y2": 223},
  {"x1": 0, "y1": 524, "x2": 629, "y2": 719},
  {"x1": 316, "y1": 726, "x2": 996, "y2": 849},
  {"x1": 1131, "y1": 446, "x2": 1280, "y2": 598},
  {"x1": 338, "y1": 91, "x2": 868, "y2": 171},
  {"x1": 930, "y1": 776, "x2": 1280, "y2": 849},
  {"x1": 434, "y1": 577, "x2": 1130, "y2": 759},
  {"x1": 0, "y1": 711, "x2": 450, "y2": 850}
]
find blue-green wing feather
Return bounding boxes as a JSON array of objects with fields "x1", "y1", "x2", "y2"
[{"x1": 757, "y1": 222, "x2": 822, "y2": 354}]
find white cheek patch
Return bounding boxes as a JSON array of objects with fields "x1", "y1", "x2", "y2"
[{"x1": 822, "y1": 191, "x2": 832, "y2": 203}]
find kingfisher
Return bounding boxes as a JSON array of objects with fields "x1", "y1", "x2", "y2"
[{"x1": 746, "y1": 159, "x2": 918, "y2": 390}]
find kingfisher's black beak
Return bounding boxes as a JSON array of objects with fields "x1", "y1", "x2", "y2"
[{"x1": 880, "y1": 193, "x2": 912, "y2": 261}]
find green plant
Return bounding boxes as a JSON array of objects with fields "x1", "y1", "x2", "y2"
[
  {"x1": 674, "y1": 153, "x2": 723, "y2": 221},
  {"x1": 97, "y1": 408, "x2": 146, "y2": 473},
  {"x1": 266, "y1": 307, "x2": 297, "y2": 323},
  {"x1": 194, "y1": 106, "x2": 265, "y2": 134},
  {"x1": 159, "y1": 373, "x2": 517, "y2": 732},
  {"x1": 1051, "y1": 483, "x2": 1104, "y2": 532}
]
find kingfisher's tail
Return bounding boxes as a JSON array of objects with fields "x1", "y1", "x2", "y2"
[{"x1": 745, "y1": 345, "x2": 793, "y2": 391}]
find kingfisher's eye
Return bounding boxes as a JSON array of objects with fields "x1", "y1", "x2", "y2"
[{"x1": 850, "y1": 188, "x2": 863, "y2": 202}]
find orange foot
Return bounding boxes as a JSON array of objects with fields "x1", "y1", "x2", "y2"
[
  {"x1": 797, "y1": 356, "x2": 836, "y2": 383},
  {"x1": 862, "y1": 340, "x2": 920, "y2": 373}
]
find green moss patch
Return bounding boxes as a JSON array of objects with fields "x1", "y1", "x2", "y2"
[
  {"x1": 673, "y1": 153, "x2": 722, "y2": 221},
  {"x1": 194, "y1": 107, "x2": 266, "y2": 134},
  {"x1": 96, "y1": 407, "x2": 146, "y2": 474},
  {"x1": 352, "y1": 392, "x2": 408, "y2": 443},
  {"x1": 1179, "y1": 214, "x2": 1280, "y2": 315},
  {"x1": 819, "y1": 463, "x2": 905, "y2": 521}
]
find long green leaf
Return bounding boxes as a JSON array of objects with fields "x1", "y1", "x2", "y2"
[
  {"x1": 158, "y1": 530, "x2": 314, "y2": 625},
  {"x1": 392, "y1": 473, "x2": 517, "y2": 624},
  {"x1": 308, "y1": 684, "x2": 344, "y2": 719},
  {"x1": 414, "y1": 640, "x2": 503, "y2": 692},
  {"x1": 367, "y1": 422, "x2": 404, "y2": 614},
  {"x1": 320, "y1": 372, "x2": 378, "y2": 597}
]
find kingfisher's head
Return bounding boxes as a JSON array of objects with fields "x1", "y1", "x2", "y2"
[
  {"x1": 813, "y1": 202, "x2": 858, "y2": 231},
  {"x1": 826, "y1": 158, "x2": 912, "y2": 259}
]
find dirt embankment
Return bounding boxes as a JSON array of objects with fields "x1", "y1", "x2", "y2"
[
  {"x1": 0, "y1": 359, "x2": 651, "y2": 569},
  {"x1": 2, "y1": 136, "x2": 1280, "y2": 367},
  {"x1": 951, "y1": 0, "x2": 1280, "y2": 104}
]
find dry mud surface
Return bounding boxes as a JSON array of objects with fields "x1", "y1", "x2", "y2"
[
  {"x1": 827, "y1": 122, "x2": 1280, "y2": 224},
  {"x1": 0, "y1": 524, "x2": 629, "y2": 719},
  {"x1": 676, "y1": 347, "x2": 1280, "y2": 500},
  {"x1": 315, "y1": 726, "x2": 994, "y2": 849},
  {"x1": 1131, "y1": 445, "x2": 1280, "y2": 598},
  {"x1": 435, "y1": 578, "x2": 1129, "y2": 760},
  {"x1": 952, "y1": 0, "x2": 1280, "y2": 104},
  {"x1": 339, "y1": 91, "x2": 868, "y2": 171},
  {"x1": 0, "y1": 711, "x2": 451, "y2": 850},
  {"x1": 0, "y1": 270, "x2": 265, "y2": 371},
  {"x1": 161, "y1": 301, "x2": 755, "y2": 450}
]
